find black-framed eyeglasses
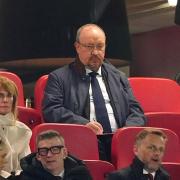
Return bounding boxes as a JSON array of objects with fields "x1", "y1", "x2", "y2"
[
  {"x1": 37, "y1": 145, "x2": 64, "y2": 156},
  {"x1": 78, "y1": 41, "x2": 106, "y2": 52}
]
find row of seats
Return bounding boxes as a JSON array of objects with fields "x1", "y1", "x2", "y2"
[
  {"x1": 16, "y1": 110, "x2": 180, "y2": 179},
  {"x1": 2, "y1": 71, "x2": 180, "y2": 113},
  {"x1": 7, "y1": 71, "x2": 180, "y2": 147},
  {"x1": 30, "y1": 124, "x2": 180, "y2": 179},
  {"x1": 30, "y1": 124, "x2": 180, "y2": 167},
  {"x1": 1, "y1": 72, "x2": 180, "y2": 179}
]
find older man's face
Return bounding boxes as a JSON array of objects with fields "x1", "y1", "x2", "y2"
[{"x1": 75, "y1": 26, "x2": 106, "y2": 72}]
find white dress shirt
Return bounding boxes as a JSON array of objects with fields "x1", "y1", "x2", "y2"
[{"x1": 86, "y1": 67, "x2": 118, "y2": 132}]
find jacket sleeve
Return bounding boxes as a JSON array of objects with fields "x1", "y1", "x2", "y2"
[
  {"x1": 120, "y1": 73, "x2": 147, "y2": 126},
  {"x1": 42, "y1": 72, "x2": 89, "y2": 124},
  {"x1": 65, "y1": 166, "x2": 93, "y2": 180},
  {"x1": 106, "y1": 172, "x2": 124, "y2": 180}
]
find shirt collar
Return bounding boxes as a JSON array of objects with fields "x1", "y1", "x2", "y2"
[
  {"x1": 57, "y1": 170, "x2": 64, "y2": 178},
  {"x1": 143, "y1": 169, "x2": 156, "y2": 179},
  {"x1": 85, "y1": 66, "x2": 102, "y2": 76}
]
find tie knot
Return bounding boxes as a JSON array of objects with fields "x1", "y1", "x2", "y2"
[
  {"x1": 89, "y1": 71, "x2": 98, "y2": 78},
  {"x1": 56, "y1": 176, "x2": 62, "y2": 180}
]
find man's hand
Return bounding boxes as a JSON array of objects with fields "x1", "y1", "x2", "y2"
[{"x1": 85, "y1": 121, "x2": 103, "y2": 135}]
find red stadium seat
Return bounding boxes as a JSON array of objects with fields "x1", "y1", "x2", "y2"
[
  {"x1": 0, "y1": 71, "x2": 25, "y2": 106},
  {"x1": 17, "y1": 106, "x2": 42, "y2": 129},
  {"x1": 111, "y1": 127, "x2": 180, "y2": 169},
  {"x1": 85, "y1": 160, "x2": 115, "y2": 180},
  {"x1": 30, "y1": 123, "x2": 99, "y2": 160},
  {"x1": 128, "y1": 77, "x2": 180, "y2": 113},
  {"x1": 34, "y1": 75, "x2": 48, "y2": 115},
  {"x1": 162, "y1": 162, "x2": 180, "y2": 180},
  {"x1": 146, "y1": 112, "x2": 180, "y2": 141}
]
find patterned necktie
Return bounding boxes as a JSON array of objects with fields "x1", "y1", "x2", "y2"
[
  {"x1": 89, "y1": 72, "x2": 112, "y2": 133},
  {"x1": 147, "y1": 173, "x2": 153, "y2": 180}
]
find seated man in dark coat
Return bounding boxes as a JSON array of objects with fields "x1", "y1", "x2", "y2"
[
  {"x1": 107, "y1": 128, "x2": 170, "y2": 180},
  {"x1": 9, "y1": 130, "x2": 92, "y2": 180},
  {"x1": 42, "y1": 23, "x2": 146, "y2": 161},
  {"x1": 42, "y1": 23, "x2": 146, "y2": 134}
]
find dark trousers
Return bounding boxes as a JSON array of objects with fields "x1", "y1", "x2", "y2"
[{"x1": 97, "y1": 134, "x2": 113, "y2": 162}]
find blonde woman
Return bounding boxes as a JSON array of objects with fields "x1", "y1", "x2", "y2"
[{"x1": 0, "y1": 76, "x2": 32, "y2": 174}]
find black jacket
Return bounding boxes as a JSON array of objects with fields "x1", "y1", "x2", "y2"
[
  {"x1": 107, "y1": 157, "x2": 170, "y2": 180},
  {"x1": 43, "y1": 59, "x2": 146, "y2": 127},
  {"x1": 8, "y1": 153, "x2": 92, "y2": 180}
]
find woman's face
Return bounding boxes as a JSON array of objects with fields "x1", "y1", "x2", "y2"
[{"x1": 0, "y1": 87, "x2": 13, "y2": 115}]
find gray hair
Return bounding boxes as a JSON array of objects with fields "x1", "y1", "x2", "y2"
[
  {"x1": 76, "y1": 23, "x2": 106, "y2": 42},
  {"x1": 36, "y1": 130, "x2": 65, "y2": 148},
  {"x1": 135, "y1": 128, "x2": 168, "y2": 146}
]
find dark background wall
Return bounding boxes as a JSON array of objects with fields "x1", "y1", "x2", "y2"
[
  {"x1": 0, "y1": 0, "x2": 132, "y2": 88},
  {"x1": 0, "y1": 0, "x2": 131, "y2": 62},
  {"x1": 130, "y1": 25, "x2": 180, "y2": 80}
]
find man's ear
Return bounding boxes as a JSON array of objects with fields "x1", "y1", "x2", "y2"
[
  {"x1": 36, "y1": 153, "x2": 40, "y2": 161},
  {"x1": 74, "y1": 42, "x2": 80, "y2": 53},
  {"x1": 63, "y1": 147, "x2": 68, "y2": 159},
  {"x1": 133, "y1": 144, "x2": 138, "y2": 156},
  {"x1": 74, "y1": 42, "x2": 78, "y2": 49}
]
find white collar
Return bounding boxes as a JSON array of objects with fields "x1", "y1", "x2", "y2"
[
  {"x1": 86, "y1": 66, "x2": 102, "y2": 76},
  {"x1": 57, "y1": 170, "x2": 64, "y2": 178},
  {"x1": 143, "y1": 169, "x2": 156, "y2": 179}
]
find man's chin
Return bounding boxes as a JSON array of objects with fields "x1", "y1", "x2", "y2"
[
  {"x1": 146, "y1": 164, "x2": 160, "y2": 172},
  {"x1": 87, "y1": 64, "x2": 100, "y2": 71}
]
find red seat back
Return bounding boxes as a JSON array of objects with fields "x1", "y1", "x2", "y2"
[
  {"x1": 111, "y1": 127, "x2": 180, "y2": 169},
  {"x1": 34, "y1": 75, "x2": 48, "y2": 114},
  {"x1": 17, "y1": 106, "x2": 42, "y2": 130},
  {"x1": 147, "y1": 112, "x2": 180, "y2": 141},
  {"x1": 162, "y1": 162, "x2": 180, "y2": 180},
  {"x1": 0, "y1": 71, "x2": 25, "y2": 106},
  {"x1": 129, "y1": 77, "x2": 180, "y2": 113},
  {"x1": 85, "y1": 160, "x2": 115, "y2": 180},
  {"x1": 30, "y1": 123, "x2": 99, "y2": 160}
]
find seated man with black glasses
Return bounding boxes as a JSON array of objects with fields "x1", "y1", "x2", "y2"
[{"x1": 9, "y1": 130, "x2": 92, "y2": 180}]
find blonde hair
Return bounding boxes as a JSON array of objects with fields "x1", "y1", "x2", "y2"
[
  {"x1": 36, "y1": 130, "x2": 65, "y2": 149},
  {"x1": 0, "y1": 76, "x2": 18, "y2": 119},
  {"x1": 135, "y1": 128, "x2": 168, "y2": 146}
]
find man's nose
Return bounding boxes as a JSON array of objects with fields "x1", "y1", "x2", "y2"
[
  {"x1": 91, "y1": 48, "x2": 99, "y2": 55},
  {"x1": 154, "y1": 149, "x2": 162, "y2": 156},
  {"x1": 46, "y1": 150, "x2": 54, "y2": 157}
]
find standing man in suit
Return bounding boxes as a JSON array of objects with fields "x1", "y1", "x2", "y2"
[
  {"x1": 107, "y1": 128, "x2": 170, "y2": 180},
  {"x1": 42, "y1": 23, "x2": 146, "y2": 160}
]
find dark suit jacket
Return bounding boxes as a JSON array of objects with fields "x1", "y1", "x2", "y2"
[
  {"x1": 107, "y1": 157, "x2": 170, "y2": 180},
  {"x1": 42, "y1": 59, "x2": 146, "y2": 127},
  {"x1": 8, "y1": 153, "x2": 92, "y2": 180}
]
